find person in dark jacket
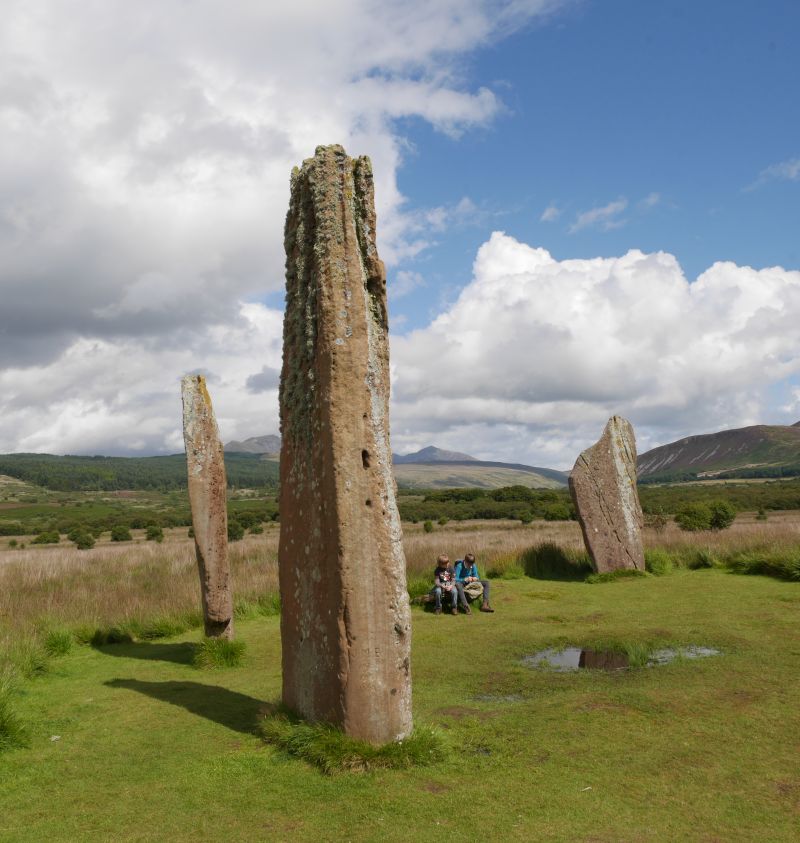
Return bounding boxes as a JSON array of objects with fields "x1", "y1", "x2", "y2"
[
  {"x1": 454, "y1": 553, "x2": 494, "y2": 613},
  {"x1": 431, "y1": 554, "x2": 459, "y2": 615}
]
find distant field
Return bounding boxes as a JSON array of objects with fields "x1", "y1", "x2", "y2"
[{"x1": 394, "y1": 463, "x2": 564, "y2": 490}]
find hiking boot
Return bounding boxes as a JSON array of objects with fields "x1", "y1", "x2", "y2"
[
  {"x1": 480, "y1": 602, "x2": 495, "y2": 613},
  {"x1": 451, "y1": 607, "x2": 458, "y2": 615},
  {"x1": 434, "y1": 608, "x2": 442, "y2": 615},
  {"x1": 463, "y1": 605, "x2": 472, "y2": 615}
]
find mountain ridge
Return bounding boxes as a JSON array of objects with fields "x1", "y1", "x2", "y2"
[{"x1": 637, "y1": 421, "x2": 800, "y2": 481}]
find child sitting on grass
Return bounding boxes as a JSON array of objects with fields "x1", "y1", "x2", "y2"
[
  {"x1": 431, "y1": 554, "x2": 459, "y2": 615},
  {"x1": 455, "y1": 552, "x2": 494, "y2": 613}
]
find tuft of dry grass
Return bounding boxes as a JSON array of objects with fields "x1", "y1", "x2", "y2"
[{"x1": 0, "y1": 531, "x2": 279, "y2": 658}]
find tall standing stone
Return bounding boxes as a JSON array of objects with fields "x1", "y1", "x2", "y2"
[
  {"x1": 279, "y1": 145, "x2": 412, "y2": 744},
  {"x1": 181, "y1": 374, "x2": 234, "y2": 640},
  {"x1": 569, "y1": 416, "x2": 645, "y2": 573}
]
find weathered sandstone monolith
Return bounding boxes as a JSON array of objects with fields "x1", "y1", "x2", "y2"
[
  {"x1": 181, "y1": 374, "x2": 234, "y2": 640},
  {"x1": 278, "y1": 144, "x2": 412, "y2": 744},
  {"x1": 569, "y1": 415, "x2": 645, "y2": 573}
]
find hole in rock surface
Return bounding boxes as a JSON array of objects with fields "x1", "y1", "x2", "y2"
[
  {"x1": 361, "y1": 449, "x2": 370, "y2": 469},
  {"x1": 522, "y1": 646, "x2": 721, "y2": 672}
]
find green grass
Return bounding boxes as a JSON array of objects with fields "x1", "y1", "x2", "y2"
[
  {"x1": 43, "y1": 630, "x2": 73, "y2": 657},
  {"x1": 260, "y1": 709, "x2": 446, "y2": 774},
  {"x1": 0, "y1": 571, "x2": 798, "y2": 841},
  {"x1": 0, "y1": 673, "x2": 27, "y2": 751},
  {"x1": 192, "y1": 638, "x2": 247, "y2": 670},
  {"x1": 585, "y1": 569, "x2": 649, "y2": 584}
]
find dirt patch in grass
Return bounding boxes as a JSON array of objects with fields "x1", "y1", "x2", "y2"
[
  {"x1": 421, "y1": 781, "x2": 449, "y2": 794},
  {"x1": 434, "y1": 706, "x2": 499, "y2": 722}
]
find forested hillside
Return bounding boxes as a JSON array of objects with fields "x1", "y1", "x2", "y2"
[{"x1": 0, "y1": 453, "x2": 279, "y2": 491}]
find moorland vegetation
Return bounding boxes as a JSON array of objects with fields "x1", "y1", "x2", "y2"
[{"x1": 0, "y1": 511, "x2": 798, "y2": 840}]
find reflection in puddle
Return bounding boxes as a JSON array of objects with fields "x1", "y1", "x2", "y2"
[{"x1": 522, "y1": 645, "x2": 721, "y2": 672}]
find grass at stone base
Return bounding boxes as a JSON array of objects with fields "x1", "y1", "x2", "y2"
[{"x1": 0, "y1": 570, "x2": 798, "y2": 842}]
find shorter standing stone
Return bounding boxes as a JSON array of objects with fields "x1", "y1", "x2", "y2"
[
  {"x1": 181, "y1": 374, "x2": 234, "y2": 639},
  {"x1": 569, "y1": 416, "x2": 645, "y2": 573}
]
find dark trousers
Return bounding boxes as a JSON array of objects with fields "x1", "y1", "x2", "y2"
[
  {"x1": 455, "y1": 580, "x2": 490, "y2": 606},
  {"x1": 432, "y1": 585, "x2": 458, "y2": 609}
]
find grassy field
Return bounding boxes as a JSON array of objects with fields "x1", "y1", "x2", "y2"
[{"x1": 1, "y1": 518, "x2": 799, "y2": 841}]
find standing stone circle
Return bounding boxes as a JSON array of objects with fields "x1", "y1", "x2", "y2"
[
  {"x1": 181, "y1": 374, "x2": 234, "y2": 639},
  {"x1": 278, "y1": 144, "x2": 412, "y2": 744},
  {"x1": 569, "y1": 415, "x2": 645, "y2": 573}
]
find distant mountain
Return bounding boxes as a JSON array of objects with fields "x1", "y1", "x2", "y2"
[
  {"x1": 221, "y1": 438, "x2": 566, "y2": 488},
  {"x1": 637, "y1": 422, "x2": 800, "y2": 482},
  {"x1": 393, "y1": 461, "x2": 566, "y2": 490},
  {"x1": 392, "y1": 445, "x2": 477, "y2": 464},
  {"x1": 392, "y1": 445, "x2": 567, "y2": 489},
  {"x1": 224, "y1": 434, "x2": 281, "y2": 454}
]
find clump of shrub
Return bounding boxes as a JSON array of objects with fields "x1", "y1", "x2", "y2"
[
  {"x1": 422, "y1": 520, "x2": 434, "y2": 533},
  {"x1": 72, "y1": 531, "x2": 95, "y2": 550},
  {"x1": 520, "y1": 542, "x2": 593, "y2": 581},
  {"x1": 675, "y1": 500, "x2": 736, "y2": 532},
  {"x1": 437, "y1": 516, "x2": 448, "y2": 526},
  {"x1": 31, "y1": 530, "x2": 60, "y2": 545},
  {"x1": 260, "y1": 708, "x2": 446, "y2": 774},
  {"x1": 145, "y1": 524, "x2": 164, "y2": 543},
  {"x1": 110, "y1": 525, "x2": 133, "y2": 542},
  {"x1": 543, "y1": 503, "x2": 572, "y2": 522},
  {"x1": 193, "y1": 637, "x2": 246, "y2": 670},
  {"x1": 227, "y1": 521, "x2": 245, "y2": 542}
]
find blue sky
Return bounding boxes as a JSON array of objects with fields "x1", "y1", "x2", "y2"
[
  {"x1": 389, "y1": 0, "x2": 800, "y2": 331},
  {"x1": 0, "y1": 0, "x2": 798, "y2": 466}
]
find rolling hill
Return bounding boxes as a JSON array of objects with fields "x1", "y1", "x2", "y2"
[
  {"x1": 637, "y1": 421, "x2": 800, "y2": 482},
  {"x1": 221, "y1": 437, "x2": 567, "y2": 489}
]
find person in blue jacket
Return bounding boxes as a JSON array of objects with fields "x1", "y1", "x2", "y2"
[{"x1": 454, "y1": 553, "x2": 494, "y2": 613}]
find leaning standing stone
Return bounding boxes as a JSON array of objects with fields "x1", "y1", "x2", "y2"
[
  {"x1": 569, "y1": 416, "x2": 645, "y2": 573},
  {"x1": 181, "y1": 374, "x2": 234, "y2": 639},
  {"x1": 279, "y1": 145, "x2": 412, "y2": 744}
]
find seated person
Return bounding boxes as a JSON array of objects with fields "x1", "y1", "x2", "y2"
[
  {"x1": 454, "y1": 553, "x2": 494, "y2": 613},
  {"x1": 431, "y1": 554, "x2": 459, "y2": 615}
]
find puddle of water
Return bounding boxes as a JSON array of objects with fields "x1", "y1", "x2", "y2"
[
  {"x1": 647, "y1": 645, "x2": 721, "y2": 665},
  {"x1": 522, "y1": 646, "x2": 721, "y2": 672}
]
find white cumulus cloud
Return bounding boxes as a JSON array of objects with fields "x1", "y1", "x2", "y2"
[
  {"x1": 0, "y1": 0, "x2": 565, "y2": 454},
  {"x1": 391, "y1": 232, "x2": 800, "y2": 466}
]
